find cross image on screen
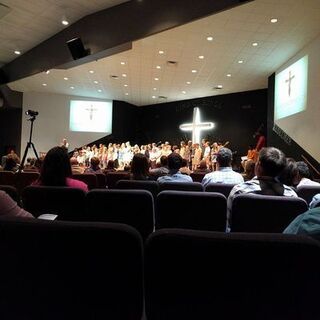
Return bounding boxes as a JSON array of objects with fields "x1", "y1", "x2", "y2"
[{"x1": 69, "y1": 100, "x2": 112, "y2": 133}]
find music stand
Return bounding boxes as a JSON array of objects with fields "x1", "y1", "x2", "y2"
[{"x1": 20, "y1": 113, "x2": 39, "y2": 171}]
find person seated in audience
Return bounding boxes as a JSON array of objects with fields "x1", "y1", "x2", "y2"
[
  {"x1": 3, "y1": 155, "x2": 19, "y2": 172},
  {"x1": 33, "y1": 146, "x2": 88, "y2": 192},
  {"x1": 310, "y1": 194, "x2": 320, "y2": 209},
  {"x1": 104, "y1": 160, "x2": 116, "y2": 173},
  {"x1": 130, "y1": 153, "x2": 150, "y2": 180},
  {"x1": 227, "y1": 147, "x2": 297, "y2": 227},
  {"x1": 70, "y1": 157, "x2": 84, "y2": 174},
  {"x1": 295, "y1": 161, "x2": 320, "y2": 188},
  {"x1": 149, "y1": 155, "x2": 169, "y2": 179},
  {"x1": 283, "y1": 206, "x2": 320, "y2": 240},
  {"x1": 0, "y1": 190, "x2": 34, "y2": 218},
  {"x1": 85, "y1": 157, "x2": 103, "y2": 174},
  {"x1": 277, "y1": 157, "x2": 298, "y2": 187},
  {"x1": 193, "y1": 160, "x2": 211, "y2": 174},
  {"x1": 202, "y1": 147, "x2": 244, "y2": 187},
  {"x1": 242, "y1": 159, "x2": 255, "y2": 181},
  {"x1": 179, "y1": 158, "x2": 192, "y2": 175},
  {"x1": 157, "y1": 153, "x2": 193, "y2": 183}
]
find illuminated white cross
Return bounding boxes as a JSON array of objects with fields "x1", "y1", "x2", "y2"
[
  {"x1": 179, "y1": 107, "x2": 214, "y2": 144},
  {"x1": 85, "y1": 105, "x2": 97, "y2": 120},
  {"x1": 285, "y1": 70, "x2": 295, "y2": 97}
]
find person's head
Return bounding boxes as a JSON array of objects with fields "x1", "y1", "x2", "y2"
[
  {"x1": 255, "y1": 147, "x2": 286, "y2": 178},
  {"x1": 3, "y1": 155, "x2": 17, "y2": 171},
  {"x1": 181, "y1": 158, "x2": 188, "y2": 168},
  {"x1": 90, "y1": 157, "x2": 100, "y2": 170},
  {"x1": 296, "y1": 161, "x2": 311, "y2": 179},
  {"x1": 39, "y1": 146, "x2": 72, "y2": 186},
  {"x1": 70, "y1": 157, "x2": 79, "y2": 166},
  {"x1": 244, "y1": 160, "x2": 255, "y2": 180},
  {"x1": 167, "y1": 153, "x2": 183, "y2": 172},
  {"x1": 216, "y1": 147, "x2": 233, "y2": 168},
  {"x1": 131, "y1": 153, "x2": 150, "y2": 179},
  {"x1": 277, "y1": 158, "x2": 298, "y2": 186},
  {"x1": 198, "y1": 160, "x2": 207, "y2": 170},
  {"x1": 159, "y1": 156, "x2": 168, "y2": 167},
  {"x1": 106, "y1": 160, "x2": 115, "y2": 170}
]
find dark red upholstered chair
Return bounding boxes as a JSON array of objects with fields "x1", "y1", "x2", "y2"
[{"x1": 72, "y1": 173, "x2": 98, "y2": 190}]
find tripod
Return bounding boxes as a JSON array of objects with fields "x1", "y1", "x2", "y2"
[{"x1": 20, "y1": 116, "x2": 39, "y2": 171}]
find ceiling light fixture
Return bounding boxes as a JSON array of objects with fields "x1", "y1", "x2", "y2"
[
  {"x1": 270, "y1": 18, "x2": 278, "y2": 23},
  {"x1": 122, "y1": 74, "x2": 127, "y2": 77},
  {"x1": 64, "y1": 77, "x2": 68, "y2": 80},
  {"x1": 198, "y1": 55, "x2": 204, "y2": 59},
  {"x1": 191, "y1": 69, "x2": 197, "y2": 73},
  {"x1": 152, "y1": 96, "x2": 156, "y2": 99},
  {"x1": 94, "y1": 80, "x2": 99, "y2": 84},
  {"x1": 120, "y1": 62, "x2": 125, "y2": 65},
  {"x1": 124, "y1": 84, "x2": 128, "y2": 87},
  {"x1": 42, "y1": 83, "x2": 47, "y2": 86},
  {"x1": 182, "y1": 91, "x2": 186, "y2": 94},
  {"x1": 125, "y1": 93, "x2": 129, "y2": 95},
  {"x1": 98, "y1": 89, "x2": 102, "y2": 92},
  {"x1": 14, "y1": 50, "x2": 21, "y2": 55},
  {"x1": 206, "y1": 36, "x2": 213, "y2": 41},
  {"x1": 158, "y1": 50, "x2": 164, "y2": 54},
  {"x1": 186, "y1": 81, "x2": 191, "y2": 85},
  {"x1": 62, "y1": 19, "x2": 69, "y2": 26},
  {"x1": 153, "y1": 88, "x2": 157, "y2": 90},
  {"x1": 252, "y1": 42, "x2": 258, "y2": 46},
  {"x1": 238, "y1": 60, "x2": 243, "y2": 64},
  {"x1": 89, "y1": 70, "x2": 94, "y2": 74},
  {"x1": 154, "y1": 77, "x2": 159, "y2": 81},
  {"x1": 45, "y1": 70, "x2": 50, "y2": 74},
  {"x1": 227, "y1": 74, "x2": 231, "y2": 77},
  {"x1": 70, "y1": 86, "x2": 74, "y2": 89},
  {"x1": 156, "y1": 65, "x2": 161, "y2": 69},
  {"x1": 217, "y1": 85, "x2": 223, "y2": 89}
]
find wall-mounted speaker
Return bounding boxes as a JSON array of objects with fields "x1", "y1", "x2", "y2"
[{"x1": 66, "y1": 37, "x2": 90, "y2": 60}]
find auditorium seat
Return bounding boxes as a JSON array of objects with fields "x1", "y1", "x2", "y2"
[
  {"x1": 22, "y1": 186, "x2": 86, "y2": 220},
  {"x1": 116, "y1": 179, "x2": 160, "y2": 199},
  {"x1": 95, "y1": 173, "x2": 107, "y2": 188},
  {"x1": 0, "y1": 170, "x2": 15, "y2": 186},
  {"x1": 14, "y1": 171, "x2": 40, "y2": 194},
  {"x1": 145, "y1": 229, "x2": 320, "y2": 320},
  {"x1": 106, "y1": 171, "x2": 130, "y2": 189},
  {"x1": 158, "y1": 181, "x2": 204, "y2": 192},
  {"x1": 0, "y1": 218, "x2": 143, "y2": 320},
  {"x1": 0, "y1": 185, "x2": 20, "y2": 203},
  {"x1": 297, "y1": 185, "x2": 320, "y2": 204},
  {"x1": 205, "y1": 183, "x2": 236, "y2": 197},
  {"x1": 72, "y1": 173, "x2": 98, "y2": 190},
  {"x1": 156, "y1": 191, "x2": 226, "y2": 231},
  {"x1": 231, "y1": 194, "x2": 308, "y2": 232},
  {"x1": 190, "y1": 172, "x2": 206, "y2": 183},
  {"x1": 86, "y1": 189, "x2": 154, "y2": 240}
]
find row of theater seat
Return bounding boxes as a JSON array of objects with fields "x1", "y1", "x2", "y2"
[
  {"x1": 0, "y1": 218, "x2": 319, "y2": 320},
  {"x1": 11, "y1": 185, "x2": 310, "y2": 237}
]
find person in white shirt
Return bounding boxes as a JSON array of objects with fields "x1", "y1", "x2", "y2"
[{"x1": 295, "y1": 161, "x2": 320, "y2": 188}]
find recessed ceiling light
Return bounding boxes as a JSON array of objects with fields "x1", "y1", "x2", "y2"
[
  {"x1": 206, "y1": 36, "x2": 213, "y2": 41},
  {"x1": 42, "y1": 83, "x2": 47, "y2": 86},
  {"x1": 191, "y1": 69, "x2": 197, "y2": 73},
  {"x1": 217, "y1": 85, "x2": 223, "y2": 89},
  {"x1": 156, "y1": 65, "x2": 161, "y2": 69},
  {"x1": 94, "y1": 80, "x2": 99, "y2": 84},
  {"x1": 45, "y1": 70, "x2": 50, "y2": 74},
  {"x1": 153, "y1": 88, "x2": 157, "y2": 90},
  {"x1": 98, "y1": 89, "x2": 102, "y2": 92},
  {"x1": 64, "y1": 77, "x2": 68, "y2": 80},
  {"x1": 62, "y1": 20, "x2": 69, "y2": 26},
  {"x1": 182, "y1": 91, "x2": 186, "y2": 94},
  {"x1": 120, "y1": 61, "x2": 125, "y2": 65},
  {"x1": 186, "y1": 81, "x2": 191, "y2": 85},
  {"x1": 152, "y1": 96, "x2": 156, "y2": 99},
  {"x1": 124, "y1": 84, "x2": 128, "y2": 87},
  {"x1": 89, "y1": 70, "x2": 94, "y2": 74},
  {"x1": 70, "y1": 86, "x2": 74, "y2": 89},
  {"x1": 270, "y1": 18, "x2": 278, "y2": 23},
  {"x1": 14, "y1": 50, "x2": 21, "y2": 55},
  {"x1": 227, "y1": 74, "x2": 232, "y2": 77},
  {"x1": 238, "y1": 60, "x2": 243, "y2": 64},
  {"x1": 125, "y1": 93, "x2": 129, "y2": 95},
  {"x1": 122, "y1": 74, "x2": 127, "y2": 77},
  {"x1": 252, "y1": 42, "x2": 258, "y2": 46},
  {"x1": 198, "y1": 55, "x2": 204, "y2": 59},
  {"x1": 158, "y1": 50, "x2": 164, "y2": 54},
  {"x1": 154, "y1": 77, "x2": 159, "y2": 81}
]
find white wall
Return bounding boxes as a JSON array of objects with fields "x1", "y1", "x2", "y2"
[
  {"x1": 21, "y1": 92, "x2": 112, "y2": 157},
  {"x1": 274, "y1": 34, "x2": 320, "y2": 162}
]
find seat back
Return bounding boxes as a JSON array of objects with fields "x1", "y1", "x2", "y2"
[
  {"x1": 22, "y1": 186, "x2": 86, "y2": 220},
  {"x1": 190, "y1": 172, "x2": 206, "y2": 183},
  {"x1": 0, "y1": 218, "x2": 143, "y2": 320},
  {"x1": 116, "y1": 179, "x2": 160, "y2": 199},
  {"x1": 156, "y1": 191, "x2": 226, "y2": 231},
  {"x1": 14, "y1": 171, "x2": 40, "y2": 193},
  {"x1": 145, "y1": 229, "x2": 320, "y2": 320},
  {"x1": 0, "y1": 171, "x2": 15, "y2": 186},
  {"x1": 159, "y1": 181, "x2": 204, "y2": 192},
  {"x1": 106, "y1": 172, "x2": 130, "y2": 189},
  {"x1": 72, "y1": 173, "x2": 98, "y2": 190},
  {"x1": 0, "y1": 185, "x2": 20, "y2": 203},
  {"x1": 95, "y1": 173, "x2": 107, "y2": 188},
  {"x1": 86, "y1": 189, "x2": 154, "y2": 240},
  {"x1": 297, "y1": 185, "x2": 320, "y2": 204},
  {"x1": 231, "y1": 194, "x2": 308, "y2": 232},
  {"x1": 205, "y1": 183, "x2": 236, "y2": 197}
]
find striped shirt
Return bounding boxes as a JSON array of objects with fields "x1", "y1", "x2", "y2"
[{"x1": 201, "y1": 167, "x2": 244, "y2": 187}]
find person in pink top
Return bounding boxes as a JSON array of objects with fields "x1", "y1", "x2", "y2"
[{"x1": 33, "y1": 146, "x2": 88, "y2": 192}]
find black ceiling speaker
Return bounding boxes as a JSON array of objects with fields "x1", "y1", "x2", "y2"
[{"x1": 66, "y1": 37, "x2": 90, "y2": 60}]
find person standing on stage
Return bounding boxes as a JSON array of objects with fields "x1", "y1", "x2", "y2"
[{"x1": 60, "y1": 138, "x2": 69, "y2": 151}]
